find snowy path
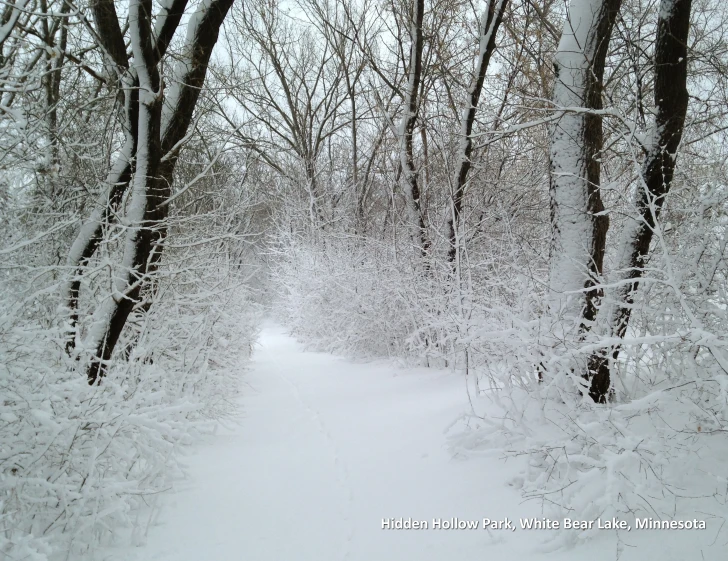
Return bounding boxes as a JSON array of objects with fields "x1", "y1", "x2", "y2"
[{"x1": 120, "y1": 325, "x2": 707, "y2": 561}]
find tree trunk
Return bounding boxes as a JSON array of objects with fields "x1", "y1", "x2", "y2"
[
  {"x1": 548, "y1": 0, "x2": 622, "y2": 334},
  {"x1": 40, "y1": 0, "x2": 70, "y2": 187},
  {"x1": 399, "y1": 0, "x2": 428, "y2": 257},
  {"x1": 87, "y1": 0, "x2": 233, "y2": 383},
  {"x1": 587, "y1": 0, "x2": 692, "y2": 402},
  {"x1": 67, "y1": 0, "x2": 138, "y2": 352},
  {"x1": 87, "y1": 0, "x2": 162, "y2": 384},
  {"x1": 447, "y1": 0, "x2": 508, "y2": 264},
  {"x1": 65, "y1": 0, "x2": 190, "y2": 352},
  {"x1": 65, "y1": 85, "x2": 137, "y2": 352}
]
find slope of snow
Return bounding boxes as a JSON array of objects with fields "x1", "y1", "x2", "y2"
[{"x1": 109, "y1": 325, "x2": 724, "y2": 561}]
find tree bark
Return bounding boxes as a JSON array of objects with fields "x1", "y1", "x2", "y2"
[
  {"x1": 90, "y1": 0, "x2": 129, "y2": 71},
  {"x1": 65, "y1": 1, "x2": 188, "y2": 351},
  {"x1": 87, "y1": 0, "x2": 234, "y2": 383},
  {"x1": 587, "y1": 0, "x2": 692, "y2": 402},
  {"x1": 65, "y1": 86, "x2": 138, "y2": 353},
  {"x1": 399, "y1": 0, "x2": 428, "y2": 256},
  {"x1": 548, "y1": 0, "x2": 622, "y2": 334},
  {"x1": 447, "y1": 0, "x2": 508, "y2": 264}
]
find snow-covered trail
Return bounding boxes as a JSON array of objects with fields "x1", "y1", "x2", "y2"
[{"x1": 121, "y1": 325, "x2": 698, "y2": 561}]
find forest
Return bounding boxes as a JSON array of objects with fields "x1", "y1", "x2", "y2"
[{"x1": 1, "y1": 0, "x2": 727, "y2": 559}]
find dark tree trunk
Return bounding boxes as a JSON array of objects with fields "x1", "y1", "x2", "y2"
[
  {"x1": 550, "y1": 0, "x2": 622, "y2": 328},
  {"x1": 87, "y1": 0, "x2": 163, "y2": 384},
  {"x1": 447, "y1": 0, "x2": 508, "y2": 264},
  {"x1": 65, "y1": 87, "x2": 138, "y2": 353},
  {"x1": 400, "y1": 0, "x2": 429, "y2": 256},
  {"x1": 587, "y1": 0, "x2": 692, "y2": 402},
  {"x1": 65, "y1": 1, "x2": 190, "y2": 353},
  {"x1": 87, "y1": 0, "x2": 234, "y2": 384},
  {"x1": 548, "y1": 0, "x2": 623, "y2": 404}
]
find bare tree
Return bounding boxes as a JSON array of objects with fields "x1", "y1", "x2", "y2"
[
  {"x1": 587, "y1": 0, "x2": 692, "y2": 402},
  {"x1": 220, "y1": 0, "x2": 349, "y2": 229},
  {"x1": 547, "y1": 0, "x2": 622, "y2": 337},
  {"x1": 80, "y1": 0, "x2": 234, "y2": 384},
  {"x1": 447, "y1": 0, "x2": 508, "y2": 264}
]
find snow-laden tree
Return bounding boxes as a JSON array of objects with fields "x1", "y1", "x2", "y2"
[
  {"x1": 547, "y1": 0, "x2": 622, "y2": 354},
  {"x1": 588, "y1": 0, "x2": 693, "y2": 400},
  {"x1": 0, "y1": 2, "x2": 264, "y2": 559}
]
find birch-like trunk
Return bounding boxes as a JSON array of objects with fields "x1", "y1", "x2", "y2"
[
  {"x1": 548, "y1": 0, "x2": 622, "y2": 332},
  {"x1": 587, "y1": 0, "x2": 692, "y2": 402}
]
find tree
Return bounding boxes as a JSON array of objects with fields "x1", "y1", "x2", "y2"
[
  {"x1": 547, "y1": 0, "x2": 622, "y2": 354},
  {"x1": 66, "y1": 0, "x2": 235, "y2": 384},
  {"x1": 219, "y1": 0, "x2": 350, "y2": 230},
  {"x1": 587, "y1": 0, "x2": 693, "y2": 402},
  {"x1": 447, "y1": 0, "x2": 508, "y2": 264},
  {"x1": 65, "y1": 0, "x2": 189, "y2": 352}
]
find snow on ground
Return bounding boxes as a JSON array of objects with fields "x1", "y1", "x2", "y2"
[{"x1": 113, "y1": 325, "x2": 724, "y2": 561}]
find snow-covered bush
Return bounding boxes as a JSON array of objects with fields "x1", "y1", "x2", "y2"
[
  {"x1": 448, "y1": 169, "x2": 728, "y2": 548},
  {"x1": 269, "y1": 227, "x2": 508, "y2": 371},
  {"x1": 0, "y1": 143, "x2": 262, "y2": 560},
  {"x1": 271, "y1": 233, "x2": 446, "y2": 362},
  {"x1": 0, "y1": 258, "x2": 258, "y2": 561}
]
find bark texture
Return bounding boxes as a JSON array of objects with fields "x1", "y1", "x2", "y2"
[{"x1": 399, "y1": 0, "x2": 429, "y2": 255}]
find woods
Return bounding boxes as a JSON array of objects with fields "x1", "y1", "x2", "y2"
[{"x1": 2, "y1": 0, "x2": 727, "y2": 558}]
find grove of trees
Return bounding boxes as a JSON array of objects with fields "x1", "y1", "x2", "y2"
[{"x1": 2, "y1": 0, "x2": 727, "y2": 557}]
